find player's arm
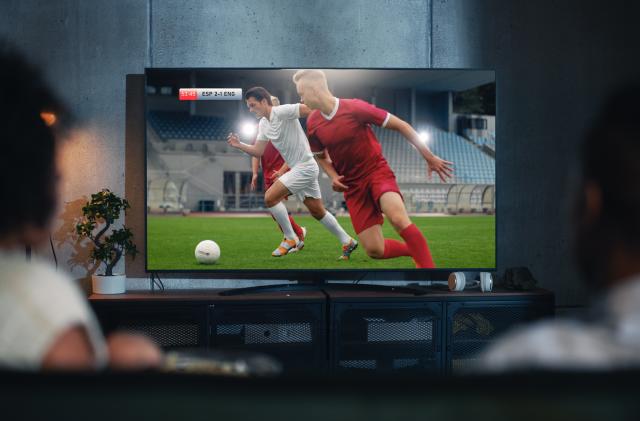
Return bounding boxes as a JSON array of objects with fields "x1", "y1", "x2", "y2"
[
  {"x1": 251, "y1": 157, "x2": 260, "y2": 191},
  {"x1": 314, "y1": 150, "x2": 348, "y2": 192},
  {"x1": 226, "y1": 133, "x2": 267, "y2": 157},
  {"x1": 384, "y1": 115, "x2": 454, "y2": 182}
]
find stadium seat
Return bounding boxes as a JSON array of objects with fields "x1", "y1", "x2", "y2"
[
  {"x1": 149, "y1": 111, "x2": 233, "y2": 141},
  {"x1": 375, "y1": 127, "x2": 495, "y2": 185}
]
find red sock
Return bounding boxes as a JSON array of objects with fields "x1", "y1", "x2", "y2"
[
  {"x1": 382, "y1": 239, "x2": 411, "y2": 259},
  {"x1": 271, "y1": 214, "x2": 304, "y2": 239},
  {"x1": 399, "y1": 224, "x2": 436, "y2": 268},
  {"x1": 289, "y1": 216, "x2": 304, "y2": 239}
]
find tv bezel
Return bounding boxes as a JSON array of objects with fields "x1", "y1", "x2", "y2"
[{"x1": 143, "y1": 67, "x2": 497, "y2": 281}]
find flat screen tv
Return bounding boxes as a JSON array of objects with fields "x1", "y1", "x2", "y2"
[{"x1": 144, "y1": 68, "x2": 495, "y2": 281}]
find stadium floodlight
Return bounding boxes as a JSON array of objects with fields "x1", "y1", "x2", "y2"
[
  {"x1": 418, "y1": 131, "x2": 430, "y2": 143},
  {"x1": 241, "y1": 121, "x2": 257, "y2": 138}
]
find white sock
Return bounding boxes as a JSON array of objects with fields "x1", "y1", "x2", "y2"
[
  {"x1": 269, "y1": 202, "x2": 297, "y2": 241},
  {"x1": 319, "y1": 212, "x2": 352, "y2": 245}
]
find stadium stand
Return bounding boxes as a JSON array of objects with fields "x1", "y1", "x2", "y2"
[
  {"x1": 148, "y1": 111, "x2": 233, "y2": 140},
  {"x1": 146, "y1": 118, "x2": 496, "y2": 214},
  {"x1": 466, "y1": 133, "x2": 496, "y2": 152},
  {"x1": 375, "y1": 127, "x2": 495, "y2": 185},
  {"x1": 403, "y1": 186, "x2": 450, "y2": 212}
]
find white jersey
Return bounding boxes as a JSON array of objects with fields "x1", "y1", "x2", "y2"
[{"x1": 256, "y1": 103, "x2": 313, "y2": 167}]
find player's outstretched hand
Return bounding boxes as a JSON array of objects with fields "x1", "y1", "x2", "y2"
[
  {"x1": 332, "y1": 175, "x2": 349, "y2": 192},
  {"x1": 226, "y1": 132, "x2": 241, "y2": 148},
  {"x1": 426, "y1": 155, "x2": 454, "y2": 182}
]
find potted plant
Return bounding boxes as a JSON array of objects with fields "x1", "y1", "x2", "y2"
[{"x1": 76, "y1": 189, "x2": 138, "y2": 294}]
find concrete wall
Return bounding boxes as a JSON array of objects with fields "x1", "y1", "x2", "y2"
[
  {"x1": 432, "y1": 0, "x2": 640, "y2": 305},
  {"x1": 1, "y1": 0, "x2": 638, "y2": 304},
  {"x1": 150, "y1": 0, "x2": 430, "y2": 68},
  {"x1": 0, "y1": 1, "x2": 149, "y2": 289},
  {"x1": 0, "y1": 0, "x2": 431, "y2": 291}
]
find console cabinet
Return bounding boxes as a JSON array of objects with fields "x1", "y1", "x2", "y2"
[{"x1": 90, "y1": 288, "x2": 553, "y2": 374}]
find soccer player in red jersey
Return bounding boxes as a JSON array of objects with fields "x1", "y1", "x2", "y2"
[
  {"x1": 250, "y1": 97, "x2": 306, "y2": 245},
  {"x1": 293, "y1": 70, "x2": 454, "y2": 268}
]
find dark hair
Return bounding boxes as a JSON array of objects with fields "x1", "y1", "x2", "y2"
[
  {"x1": 574, "y1": 86, "x2": 640, "y2": 288},
  {"x1": 244, "y1": 86, "x2": 273, "y2": 105},
  {"x1": 0, "y1": 43, "x2": 69, "y2": 238}
]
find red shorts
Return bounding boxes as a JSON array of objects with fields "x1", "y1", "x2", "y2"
[{"x1": 344, "y1": 163, "x2": 402, "y2": 234}]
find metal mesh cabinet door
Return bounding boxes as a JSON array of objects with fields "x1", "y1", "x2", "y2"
[
  {"x1": 93, "y1": 304, "x2": 208, "y2": 350},
  {"x1": 446, "y1": 300, "x2": 554, "y2": 374},
  {"x1": 332, "y1": 302, "x2": 443, "y2": 374},
  {"x1": 209, "y1": 303, "x2": 326, "y2": 372}
]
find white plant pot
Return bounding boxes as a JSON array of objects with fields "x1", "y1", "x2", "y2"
[{"x1": 92, "y1": 274, "x2": 126, "y2": 294}]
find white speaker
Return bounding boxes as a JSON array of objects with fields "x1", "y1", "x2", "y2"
[
  {"x1": 448, "y1": 272, "x2": 493, "y2": 293},
  {"x1": 448, "y1": 272, "x2": 467, "y2": 291},
  {"x1": 479, "y1": 272, "x2": 493, "y2": 292}
]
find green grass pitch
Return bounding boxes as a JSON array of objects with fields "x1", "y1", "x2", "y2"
[{"x1": 146, "y1": 214, "x2": 495, "y2": 270}]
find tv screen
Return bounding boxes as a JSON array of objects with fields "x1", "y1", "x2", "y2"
[{"x1": 145, "y1": 68, "x2": 495, "y2": 274}]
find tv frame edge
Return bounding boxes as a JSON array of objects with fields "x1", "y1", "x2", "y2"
[{"x1": 142, "y1": 67, "x2": 497, "y2": 283}]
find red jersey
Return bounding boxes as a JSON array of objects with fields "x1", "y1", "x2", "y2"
[
  {"x1": 260, "y1": 140, "x2": 285, "y2": 190},
  {"x1": 307, "y1": 98, "x2": 391, "y2": 185}
]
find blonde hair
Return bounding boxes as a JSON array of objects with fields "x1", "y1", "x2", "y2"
[
  {"x1": 292, "y1": 69, "x2": 329, "y2": 90},
  {"x1": 270, "y1": 96, "x2": 280, "y2": 106}
]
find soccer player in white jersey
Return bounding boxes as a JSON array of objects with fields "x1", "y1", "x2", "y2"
[{"x1": 227, "y1": 86, "x2": 357, "y2": 258}]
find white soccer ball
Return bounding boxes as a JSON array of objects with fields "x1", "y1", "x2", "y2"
[{"x1": 195, "y1": 240, "x2": 220, "y2": 264}]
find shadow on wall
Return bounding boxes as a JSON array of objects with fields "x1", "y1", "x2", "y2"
[{"x1": 54, "y1": 197, "x2": 101, "y2": 293}]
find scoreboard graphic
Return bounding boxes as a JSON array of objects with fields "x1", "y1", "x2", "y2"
[{"x1": 179, "y1": 88, "x2": 242, "y2": 101}]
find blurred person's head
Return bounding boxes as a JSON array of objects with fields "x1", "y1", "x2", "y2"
[
  {"x1": 0, "y1": 43, "x2": 68, "y2": 249},
  {"x1": 574, "y1": 86, "x2": 640, "y2": 290}
]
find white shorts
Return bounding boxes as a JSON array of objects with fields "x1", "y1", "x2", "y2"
[{"x1": 278, "y1": 158, "x2": 322, "y2": 200}]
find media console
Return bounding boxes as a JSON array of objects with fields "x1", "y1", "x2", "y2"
[{"x1": 90, "y1": 287, "x2": 554, "y2": 374}]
